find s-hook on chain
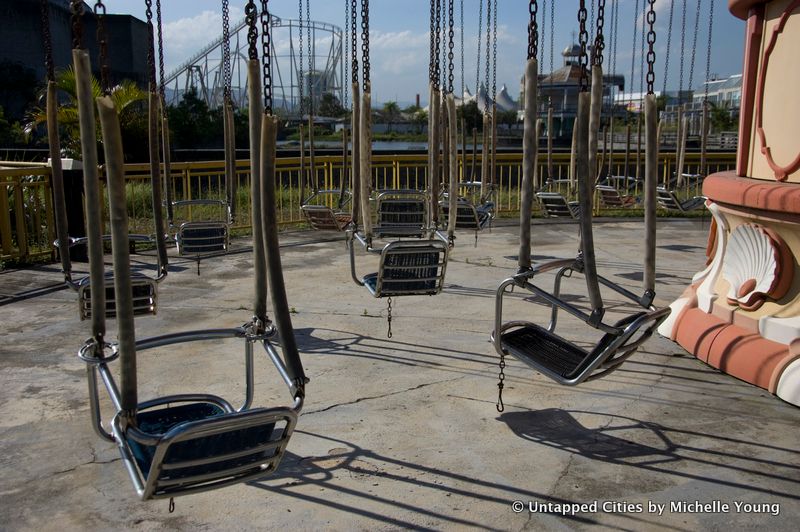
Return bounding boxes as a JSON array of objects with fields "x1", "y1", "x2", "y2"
[
  {"x1": 245, "y1": 0, "x2": 258, "y2": 61},
  {"x1": 527, "y1": 0, "x2": 538, "y2": 62},
  {"x1": 646, "y1": 0, "x2": 656, "y2": 95},
  {"x1": 577, "y1": 0, "x2": 589, "y2": 92},
  {"x1": 70, "y1": 0, "x2": 84, "y2": 49},
  {"x1": 261, "y1": 0, "x2": 273, "y2": 113}
]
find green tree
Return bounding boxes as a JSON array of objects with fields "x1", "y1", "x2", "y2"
[
  {"x1": 0, "y1": 106, "x2": 27, "y2": 147},
  {"x1": 24, "y1": 67, "x2": 147, "y2": 158},
  {"x1": 317, "y1": 93, "x2": 346, "y2": 117},
  {"x1": 167, "y1": 88, "x2": 221, "y2": 150},
  {"x1": 708, "y1": 101, "x2": 737, "y2": 132},
  {"x1": 381, "y1": 101, "x2": 401, "y2": 132},
  {"x1": 457, "y1": 100, "x2": 483, "y2": 132}
]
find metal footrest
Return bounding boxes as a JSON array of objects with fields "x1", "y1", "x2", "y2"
[
  {"x1": 500, "y1": 324, "x2": 591, "y2": 380},
  {"x1": 78, "y1": 272, "x2": 157, "y2": 320},
  {"x1": 176, "y1": 222, "x2": 228, "y2": 255}
]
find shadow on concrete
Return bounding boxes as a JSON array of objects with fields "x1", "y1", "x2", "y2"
[{"x1": 500, "y1": 409, "x2": 800, "y2": 501}]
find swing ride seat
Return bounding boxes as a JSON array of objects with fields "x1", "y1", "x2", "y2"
[
  {"x1": 301, "y1": 190, "x2": 352, "y2": 231},
  {"x1": 116, "y1": 400, "x2": 297, "y2": 500},
  {"x1": 536, "y1": 192, "x2": 581, "y2": 219},
  {"x1": 361, "y1": 240, "x2": 448, "y2": 297},
  {"x1": 81, "y1": 327, "x2": 304, "y2": 500},
  {"x1": 595, "y1": 185, "x2": 638, "y2": 208},
  {"x1": 374, "y1": 190, "x2": 428, "y2": 238},
  {"x1": 173, "y1": 200, "x2": 231, "y2": 255},
  {"x1": 656, "y1": 186, "x2": 706, "y2": 213},
  {"x1": 493, "y1": 263, "x2": 671, "y2": 386},
  {"x1": 439, "y1": 199, "x2": 494, "y2": 230},
  {"x1": 77, "y1": 271, "x2": 158, "y2": 320}
]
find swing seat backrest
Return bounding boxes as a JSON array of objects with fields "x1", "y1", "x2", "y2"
[
  {"x1": 301, "y1": 205, "x2": 351, "y2": 231},
  {"x1": 376, "y1": 192, "x2": 427, "y2": 229},
  {"x1": 656, "y1": 187, "x2": 706, "y2": 213},
  {"x1": 173, "y1": 200, "x2": 231, "y2": 255},
  {"x1": 596, "y1": 185, "x2": 637, "y2": 208},
  {"x1": 78, "y1": 271, "x2": 157, "y2": 320},
  {"x1": 117, "y1": 401, "x2": 297, "y2": 500},
  {"x1": 536, "y1": 192, "x2": 580, "y2": 218},
  {"x1": 439, "y1": 200, "x2": 494, "y2": 230},
  {"x1": 362, "y1": 240, "x2": 448, "y2": 297}
]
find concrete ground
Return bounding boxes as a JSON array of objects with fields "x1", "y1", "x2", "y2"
[{"x1": 1, "y1": 218, "x2": 798, "y2": 531}]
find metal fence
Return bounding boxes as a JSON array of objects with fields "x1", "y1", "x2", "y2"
[{"x1": 1, "y1": 151, "x2": 734, "y2": 262}]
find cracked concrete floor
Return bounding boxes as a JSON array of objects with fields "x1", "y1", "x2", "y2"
[{"x1": 1, "y1": 219, "x2": 799, "y2": 531}]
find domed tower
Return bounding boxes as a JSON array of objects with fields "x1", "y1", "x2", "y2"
[{"x1": 660, "y1": 0, "x2": 800, "y2": 407}]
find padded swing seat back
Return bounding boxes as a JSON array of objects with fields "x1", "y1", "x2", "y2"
[
  {"x1": 176, "y1": 222, "x2": 229, "y2": 255},
  {"x1": 78, "y1": 271, "x2": 157, "y2": 320},
  {"x1": 536, "y1": 192, "x2": 580, "y2": 218},
  {"x1": 363, "y1": 240, "x2": 448, "y2": 297},
  {"x1": 499, "y1": 309, "x2": 668, "y2": 385},
  {"x1": 124, "y1": 401, "x2": 297, "y2": 500},
  {"x1": 301, "y1": 205, "x2": 351, "y2": 231}
]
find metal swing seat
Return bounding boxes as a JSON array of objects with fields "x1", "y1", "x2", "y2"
[
  {"x1": 494, "y1": 258, "x2": 670, "y2": 386},
  {"x1": 656, "y1": 186, "x2": 706, "y2": 213},
  {"x1": 173, "y1": 199, "x2": 231, "y2": 255},
  {"x1": 301, "y1": 190, "x2": 352, "y2": 231},
  {"x1": 535, "y1": 192, "x2": 581, "y2": 219},
  {"x1": 80, "y1": 324, "x2": 302, "y2": 500},
  {"x1": 372, "y1": 189, "x2": 429, "y2": 239},
  {"x1": 439, "y1": 181, "x2": 495, "y2": 230},
  {"x1": 56, "y1": 234, "x2": 164, "y2": 320}
]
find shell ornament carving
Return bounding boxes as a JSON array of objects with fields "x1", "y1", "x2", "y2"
[{"x1": 721, "y1": 224, "x2": 793, "y2": 311}]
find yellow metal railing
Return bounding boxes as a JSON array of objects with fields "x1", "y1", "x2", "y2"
[{"x1": 1, "y1": 151, "x2": 735, "y2": 263}]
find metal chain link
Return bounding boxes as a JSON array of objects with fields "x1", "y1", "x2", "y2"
[
  {"x1": 496, "y1": 349, "x2": 505, "y2": 412},
  {"x1": 593, "y1": 0, "x2": 605, "y2": 67},
  {"x1": 222, "y1": 0, "x2": 232, "y2": 100},
  {"x1": 298, "y1": 0, "x2": 304, "y2": 114},
  {"x1": 678, "y1": 0, "x2": 686, "y2": 102},
  {"x1": 687, "y1": 0, "x2": 703, "y2": 95},
  {"x1": 578, "y1": 0, "x2": 589, "y2": 92},
  {"x1": 703, "y1": 0, "x2": 715, "y2": 103},
  {"x1": 662, "y1": 0, "x2": 674, "y2": 96},
  {"x1": 589, "y1": 0, "x2": 595, "y2": 51},
  {"x1": 386, "y1": 297, "x2": 393, "y2": 338},
  {"x1": 628, "y1": 0, "x2": 639, "y2": 107},
  {"x1": 156, "y1": 0, "x2": 167, "y2": 100},
  {"x1": 145, "y1": 0, "x2": 157, "y2": 92},
  {"x1": 245, "y1": 0, "x2": 258, "y2": 61},
  {"x1": 549, "y1": 0, "x2": 554, "y2": 89},
  {"x1": 429, "y1": 0, "x2": 434, "y2": 83},
  {"x1": 361, "y1": 0, "x2": 370, "y2": 86},
  {"x1": 306, "y1": 0, "x2": 312, "y2": 114},
  {"x1": 351, "y1": 0, "x2": 358, "y2": 84},
  {"x1": 639, "y1": 1, "x2": 646, "y2": 94},
  {"x1": 475, "y1": 0, "x2": 482, "y2": 95},
  {"x1": 646, "y1": 0, "x2": 657, "y2": 95},
  {"x1": 460, "y1": 0, "x2": 464, "y2": 98},
  {"x1": 434, "y1": 0, "x2": 441, "y2": 89},
  {"x1": 344, "y1": 0, "x2": 349, "y2": 107},
  {"x1": 484, "y1": 0, "x2": 490, "y2": 106},
  {"x1": 40, "y1": 0, "x2": 55, "y2": 81},
  {"x1": 491, "y1": 0, "x2": 497, "y2": 103},
  {"x1": 528, "y1": 0, "x2": 538, "y2": 62},
  {"x1": 70, "y1": 0, "x2": 84, "y2": 50},
  {"x1": 95, "y1": 1, "x2": 110, "y2": 94},
  {"x1": 261, "y1": 0, "x2": 273, "y2": 113},
  {"x1": 447, "y1": 0, "x2": 454, "y2": 94},
  {"x1": 538, "y1": 0, "x2": 545, "y2": 74}
]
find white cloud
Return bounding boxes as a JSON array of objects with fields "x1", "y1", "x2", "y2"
[{"x1": 163, "y1": 7, "x2": 244, "y2": 72}]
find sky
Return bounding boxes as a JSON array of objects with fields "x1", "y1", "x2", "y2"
[{"x1": 108, "y1": 0, "x2": 745, "y2": 106}]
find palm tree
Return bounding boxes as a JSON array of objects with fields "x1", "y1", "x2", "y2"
[
  {"x1": 381, "y1": 101, "x2": 401, "y2": 133},
  {"x1": 24, "y1": 66, "x2": 147, "y2": 158}
]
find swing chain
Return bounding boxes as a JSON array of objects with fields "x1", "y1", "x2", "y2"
[
  {"x1": 475, "y1": 0, "x2": 482, "y2": 95},
  {"x1": 434, "y1": 0, "x2": 441, "y2": 89},
  {"x1": 351, "y1": 0, "x2": 358, "y2": 84},
  {"x1": 703, "y1": 0, "x2": 714, "y2": 103},
  {"x1": 491, "y1": 0, "x2": 497, "y2": 102},
  {"x1": 386, "y1": 297, "x2": 393, "y2": 338},
  {"x1": 577, "y1": 0, "x2": 589, "y2": 92},
  {"x1": 662, "y1": 0, "x2": 674, "y2": 96},
  {"x1": 361, "y1": 0, "x2": 370, "y2": 86},
  {"x1": 40, "y1": 0, "x2": 54, "y2": 81},
  {"x1": 306, "y1": 0, "x2": 312, "y2": 114},
  {"x1": 496, "y1": 349, "x2": 505, "y2": 412},
  {"x1": 527, "y1": 0, "x2": 538, "y2": 62},
  {"x1": 70, "y1": 0, "x2": 84, "y2": 50},
  {"x1": 447, "y1": 0, "x2": 454, "y2": 94},
  {"x1": 484, "y1": 0, "x2": 490, "y2": 104},
  {"x1": 646, "y1": 0, "x2": 657, "y2": 95},
  {"x1": 429, "y1": 0, "x2": 435, "y2": 83},
  {"x1": 261, "y1": 0, "x2": 273, "y2": 113},
  {"x1": 145, "y1": 0, "x2": 158, "y2": 93},
  {"x1": 94, "y1": 1, "x2": 111, "y2": 94},
  {"x1": 593, "y1": 0, "x2": 605, "y2": 67},
  {"x1": 245, "y1": 1, "x2": 258, "y2": 60},
  {"x1": 222, "y1": 0, "x2": 232, "y2": 101},
  {"x1": 344, "y1": 0, "x2": 349, "y2": 106},
  {"x1": 156, "y1": 0, "x2": 167, "y2": 101},
  {"x1": 687, "y1": 0, "x2": 703, "y2": 93}
]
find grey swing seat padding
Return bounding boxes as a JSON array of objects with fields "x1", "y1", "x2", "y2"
[
  {"x1": 360, "y1": 240, "x2": 448, "y2": 298},
  {"x1": 536, "y1": 192, "x2": 581, "y2": 219},
  {"x1": 173, "y1": 199, "x2": 231, "y2": 255},
  {"x1": 493, "y1": 262, "x2": 671, "y2": 386},
  {"x1": 656, "y1": 186, "x2": 706, "y2": 213},
  {"x1": 78, "y1": 271, "x2": 157, "y2": 320}
]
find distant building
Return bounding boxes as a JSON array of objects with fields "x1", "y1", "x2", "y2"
[
  {"x1": 0, "y1": 0, "x2": 149, "y2": 120},
  {"x1": 662, "y1": 74, "x2": 742, "y2": 135}
]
